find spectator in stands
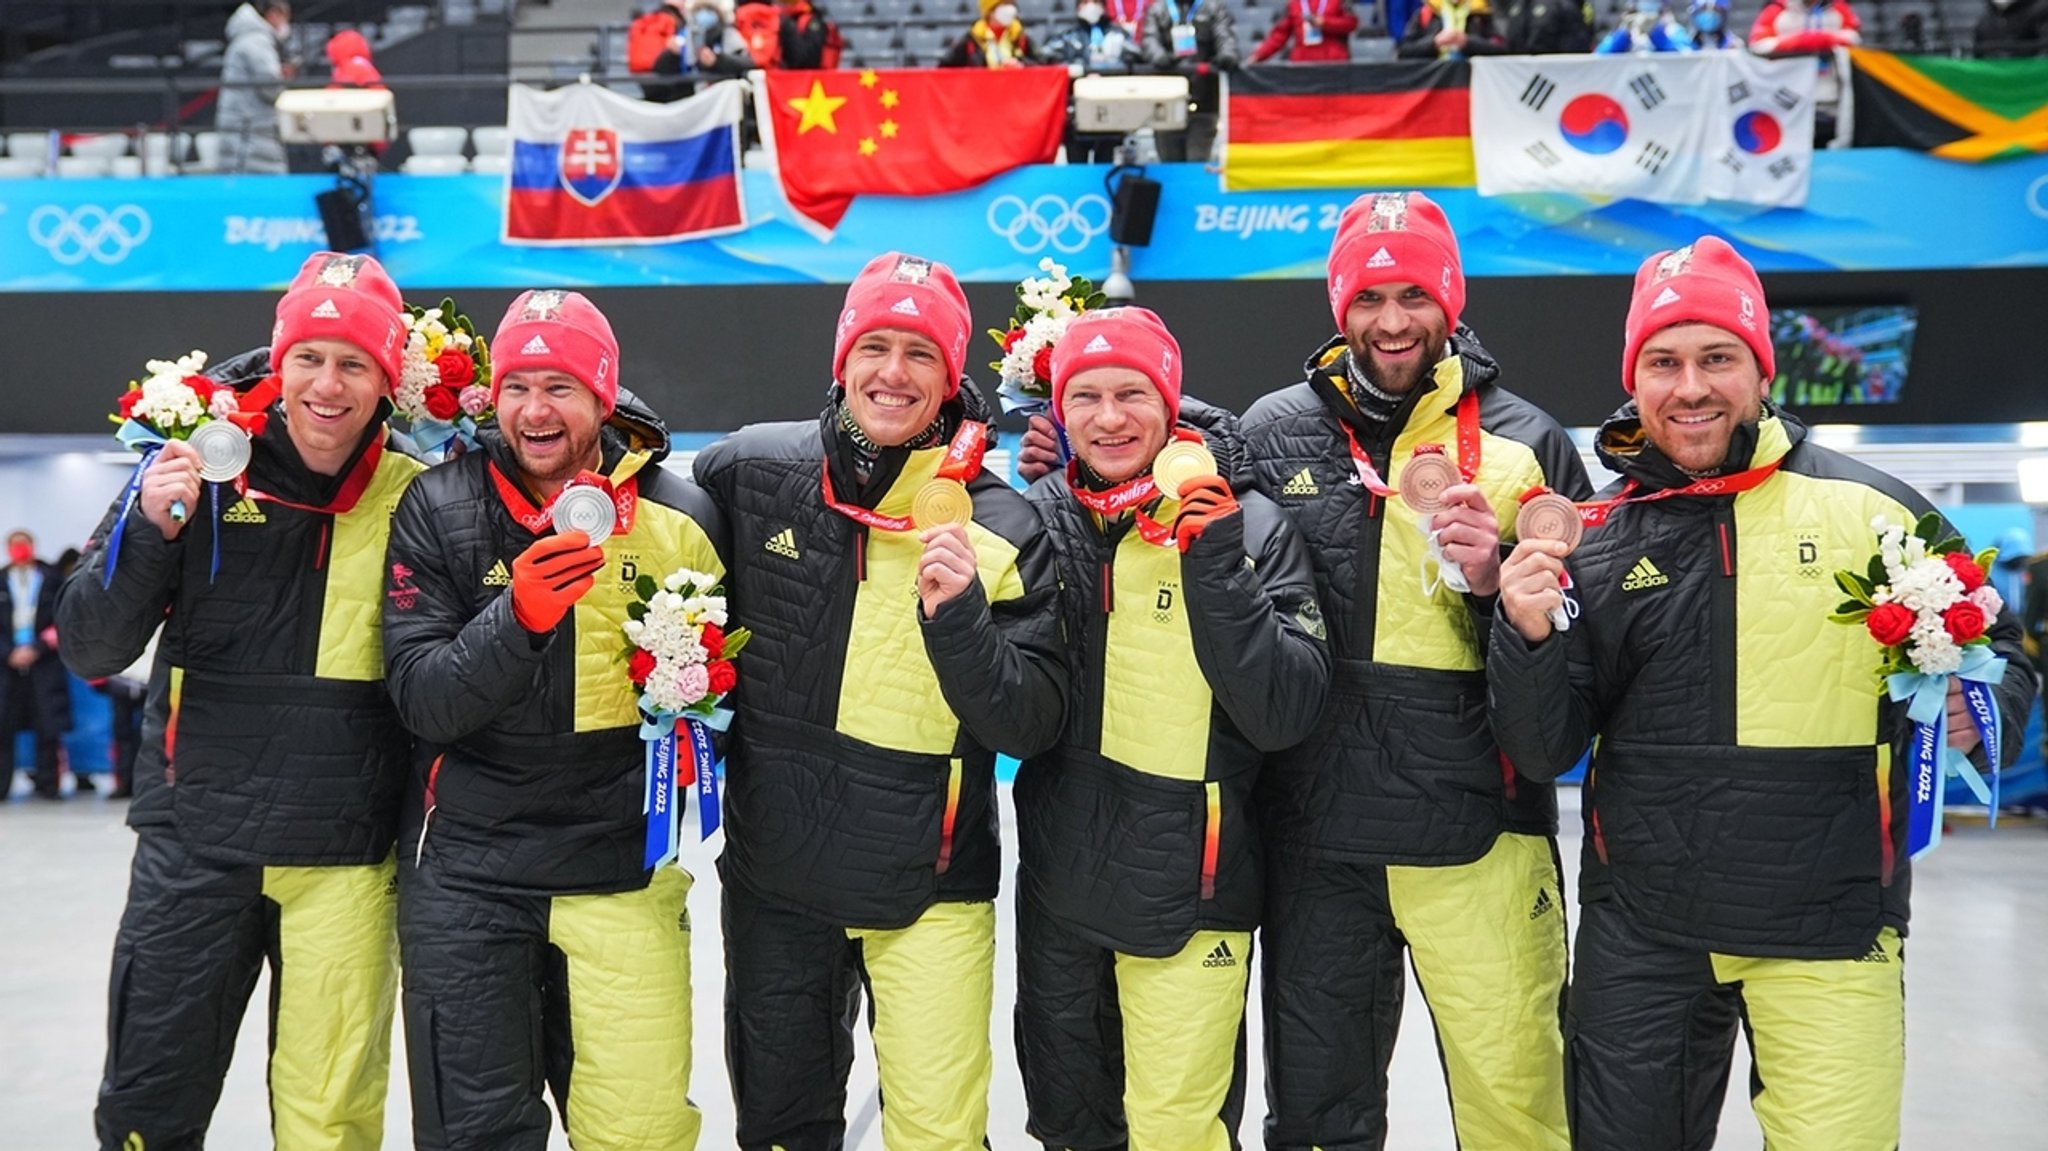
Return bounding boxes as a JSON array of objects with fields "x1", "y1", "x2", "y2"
[
  {"x1": 218, "y1": 1, "x2": 292, "y2": 175},
  {"x1": 3, "y1": 530, "x2": 69, "y2": 800},
  {"x1": 1107, "y1": 0, "x2": 1155, "y2": 39},
  {"x1": 1750, "y1": 0, "x2": 1860, "y2": 142},
  {"x1": 324, "y1": 28, "x2": 381, "y2": 87},
  {"x1": 779, "y1": 0, "x2": 844, "y2": 67},
  {"x1": 1397, "y1": 0, "x2": 1508, "y2": 59},
  {"x1": 637, "y1": 0, "x2": 755, "y2": 101},
  {"x1": 1498, "y1": 0, "x2": 1595, "y2": 52},
  {"x1": 1046, "y1": 0, "x2": 1147, "y2": 161},
  {"x1": 1142, "y1": 0, "x2": 1239, "y2": 162},
  {"x1": 1976, "y1": 0, "x2": 2048, "y2": 55},
  {"x1": 1750, "y1": 0, "x2": 1860, "y2": 52},
  {"x1": 1596, "y1": 0, "x2": 1695, "y2": 51},
  {"x1": 1250, "y1": 0, "x2": 1361, "y2": 63},
  {"x1": 943, "y1": 0, "x2": 1045, "y2": 66},
  {"x1": 1689, "y1": 0, "x2": 1743, "y2": 47}
]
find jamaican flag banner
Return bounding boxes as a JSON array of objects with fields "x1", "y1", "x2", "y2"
[
  {"x1": 1846, "y1": 49, "x2": 2048, "y2": 161},
  {"x1": 1222, "y1": 60, "x2": 1474, "y2": 191}
]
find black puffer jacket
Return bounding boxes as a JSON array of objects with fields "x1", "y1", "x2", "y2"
[
  {"x1": 694, "y1": 381, "x2": 1067, "y2": 928},
  {"x1": 1240, "y1": 329, "x2": 1592, "y2": 865},
  {"x1": 1019, "y1": 399, "x2": 1328, "y2": 956},
  {"x1": 1488, "y1": 408, "x2": 2038, "y2": 957},
  {"x1": 59, "y1": 347, "x2": 424, "y2": 865},
  {"x1": 382, "y1": 391, "x2": 727, "y2": 896}
]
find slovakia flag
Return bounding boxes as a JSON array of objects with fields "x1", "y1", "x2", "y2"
[{"x1": 504, "y1": 80, "x2": 746, "y2": 245}]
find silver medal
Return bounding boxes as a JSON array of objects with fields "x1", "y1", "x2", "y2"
[
  {"x1": 188, "y1": 420, "x2": 252, "y2": 483},
  {"x1": 551, "y1": 485, "x2": 616, "y2": 545}
]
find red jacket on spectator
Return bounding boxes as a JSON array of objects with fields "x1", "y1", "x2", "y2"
[
  {"x1": 1748, "y1": 0, "x2": 1861, "y2": 53},
  {"x1": 325, "y1": 29, "x2": 383, "y2": 88},
  {"x1": 1250, "y1": 0, "x2": 1360, "y2": 62}
]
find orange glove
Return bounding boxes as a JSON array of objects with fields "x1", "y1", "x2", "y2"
[
  {"x1": 510, "y1": 531, "x2": 605, "y2": 633},
  {"x1": 1173, "y1": 474, "x2": 1240, "y2": 552}
]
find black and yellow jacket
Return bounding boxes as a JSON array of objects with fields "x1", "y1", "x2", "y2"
[
  {"x1": 381, "y1": 391, "x2": 725, "y2": 896},
  {"x1": 59, "y1": 348, "x2": 424, "y2": 866},
  {"x1": 1240, "y1": 329, "x2": 1593, "y2": 866},
  {"x1": 1488, "y1": 407, "x2": 2038, "y2": 958},
  {"x1": 1019, "y1": 401, "x2": 1329, "y2": 957},
  {"x1": 692, "y1": 382, "x2": 1067, "y2": 929}
]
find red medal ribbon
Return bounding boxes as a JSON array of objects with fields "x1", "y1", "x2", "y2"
[
  {"x1": 1340, "y1": 389, "x2": 1481, "y2": 499},
  {"x1": 237, "y1": 435, "x2": 385, "y2": 516},
  {"x1": 489, "y1": 462, "x2": 640, "y2": 536},
  {"x1": 1571, "y1": 458, "x2": 1784, "y2": 527},
  {"x1": 1063, "y1": 428, "x2": 1202, "y2": 547},
  {"x1": 821, "y1": 419, "x2": 991, "y2": 534}
]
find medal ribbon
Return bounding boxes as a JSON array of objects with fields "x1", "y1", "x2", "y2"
[
  {"x1": 101, "y1": 441, "x2": 161, "y2": 590},
  {"x1": 821, "y1": 420, "x2": 990, "y2": 534},
  {"x1": 1571, "y1": 458, "x2": 1784, "y2": 527},
  {"x1": 238, "y1": 435, "x2": 386, "y2": 516},
  {"x1": 1064, "y1": 428, "x2": 1204, "y2": 547},
  {"x1": 1341, "y1": 389, "x2": 1480, "y2": 499},
  {"x1": 489, "y1": 450, "x2": 651, "y2": 536}
]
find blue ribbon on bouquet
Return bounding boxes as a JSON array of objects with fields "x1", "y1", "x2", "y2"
[
  {"x1": 1888, "y1": 643, "x2": 2005, "y2": 860},
  {"x1": 640, "y1": 705, "x2": 733, "y2": 869},
  {"x1": 993, "y1": 387, "x2": 1071, "y2": 466},
  {"x1": 388, "y1": 415, "x2": 476, "y2": 466}
]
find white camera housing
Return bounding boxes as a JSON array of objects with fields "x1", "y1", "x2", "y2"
[
  {"x1": 275, "y1": 88, "x2": 397, "y2": 145},
  {"x1": 1073, "y1": 74, "x2": 1190, "y2": 134}
]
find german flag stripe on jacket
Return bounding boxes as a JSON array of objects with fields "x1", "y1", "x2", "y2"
[
  {"x1": 1241, "y1": 330, "x2": 1594, "y2": 866},
  {"x1": 59, "y1": 407, "x2": 424, "y2": 866},
  {"x1": 1487, "y1": 412, "x2": 2040, "y2": 957},
  {"x1": 1018, "y1": 402, "x2": 1329, "y2": 958},
  {"x1": 381, "y1": 400, "x2": 725, "y2": 896},
  {"x1": 693, "y1": 388, "x2": 1067, "y2": 929}
]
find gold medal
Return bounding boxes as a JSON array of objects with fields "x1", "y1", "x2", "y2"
[
  {"x1": 1152, "y1": 440, "x2": 1218, "y2": 498},
  {"x1": 1515, "y1": 492, "x2": 1584, "y2": 554},
  {"x1": 1396, "y1": 452, "x2": 1459, "y2": 514},
  {"x1": 912, "y1": 478, "x2": 973, "y2": 527}
]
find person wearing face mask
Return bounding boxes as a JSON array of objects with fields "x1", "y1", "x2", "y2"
[
  {"x1": 694, "y1": 252, "x2": 1067, "y2": 1151},
  {"x1": 380, "y1": 289, "x2": 724, "y2": 1151},
  {"x1": 1014, "y1": 308, "x2": 1329, "y2": 1151},
  {"x1": 1596, "y1": 0, "x2": 1696, "y2": 52},
  {"x1": 1239, "y1": 192, "x2": 1589, "y2": 1151},
  {"x1": 59, "y1": 252, "x2": 425, "y2": 1151},
  {"x1": 1975, "y1": 0, "x2": 2047, "y2": 55},
  {"x1": 217, "y1": 1, "x2": 293, "y2": 173},
  {"x1": 1489, "y1": 236, "x2": 2037, "y2": 1151},
  {"x1": 942, "y1": 0, "x2": 1044, "y2": 67},
  {"x1": 1688, "y1": 0, "x2": 1742, "y2": 48},
  {"x1": 2, "y1": 530, "x2": 70, "y2": 800},
  {"x1": 634, "y1": 0, "x2": 752, "y2": 101},
  {"x1": 1249, "y1": 0, "x2": 1359, "y2": 62},
  {"x1": 1045, "y1": 0, "x2": 1146, "y2": 161}
]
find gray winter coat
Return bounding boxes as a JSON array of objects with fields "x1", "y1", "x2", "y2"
[{"x1": 218, "y1": 4, "x2": 288, "y2": 173}]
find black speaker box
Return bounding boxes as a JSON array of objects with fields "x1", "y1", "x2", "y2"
[
  {"x1": 1109, "y1": 174, "x2": 1161, "y2": 247},
  {"x1": 315, "y1": 186, "x2": 372, "y2": 252}
]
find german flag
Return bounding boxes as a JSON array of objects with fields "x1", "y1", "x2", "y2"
[
  {"x1": 1847, "y1": 50, "x2": 2048, "y2": 161},
  {"x1": 1222, "y1": 60, "x2": 1473, "y2": 192}
]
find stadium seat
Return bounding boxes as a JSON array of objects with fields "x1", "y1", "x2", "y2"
[
  {"x1": 70, "y1": 134, "x2": 130, "y2": 159},
  {"x1": 55, "y1": 156, "x2": 112, "y2": 178},
  {"x1": 472, "y1": 125, "x2": 511, "y2": 156},
  {"x1": 401, "y1": 153, "x2": 469, "y2": 175},
  {"x1": 6, "y1": 132, "x2": 52, "y2": 162},
  {"x1": 407, "y1": 126, "x2": 470, "y2": 156},
  {"x1": 0, "y1": 158, "x2": 44, "y2": 179},
  {"x1": 190, "y1": 131, "x2": 223, "y2": 171},
  {"x1": 108, "y1": 156, "x2": 145, "y2": 179},
  {"x1": 470, "y1": 152, "x2": 510, "y2": 175}
]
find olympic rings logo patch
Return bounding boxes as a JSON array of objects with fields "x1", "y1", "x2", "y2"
[
  {"x1": 28, "y1": 203, "x2": 152, "y2": 265},
  {"x1": 986, "y1": 193, "x2": 1111, "y2": 256}
]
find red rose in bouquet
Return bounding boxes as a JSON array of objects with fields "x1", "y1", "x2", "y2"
[
  {"x1": 1942, "y1": 601, "x2": 1987, "y2": 644},
  {"x1": 423, "y1": 386, "x2": 462, "y2": 420},
  {"x1": 1865, "y1": 602, "x2": 1914, "y2": 647},
  {"x1": 436, "y1": 348, "x2": 474, "y2": 388},
  {"x1": 1943, "y1": 551, "x2": 1986, "y2": 594},
  {"x1": 628, "y1": 649, "x2": 658, "y2": 686},
  {"x1": 707, "y1": 659, "x2": 737, "y2": 696},
  {"x1": 701, "y1": 623, "x2": 725, "y2": 659}
]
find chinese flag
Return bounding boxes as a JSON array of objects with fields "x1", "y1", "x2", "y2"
[{"x1": 763, "y1": 67, "x2": 1070, "y2": 234}]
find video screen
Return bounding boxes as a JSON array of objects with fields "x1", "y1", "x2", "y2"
[{"x1": 1767, "y1": 304, "x2": 1917, "y2": 407}]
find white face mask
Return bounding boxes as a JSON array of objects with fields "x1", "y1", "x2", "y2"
[
  {"x1": 992, "y1": 3, "x2": 1019, "y2": 22},
  {"x1": 1078, "y1": 1, "x2": 1106, "y2": 21}
]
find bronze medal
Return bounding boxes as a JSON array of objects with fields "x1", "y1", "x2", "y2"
[
  {"x1": 1152, "y1": 440, "x2": 1218, "y2": 498},
  {"x1": 1396, "y1": 451, "x2": 1459, "y2": 514},
  {"x1": 912, "y1": 478, "x2": 973, "y2": 528},
  {"x1": 1515, "y1": 492, "x2": 1584, "y2": 554}
]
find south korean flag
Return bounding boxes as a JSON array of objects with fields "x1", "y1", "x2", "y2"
[
  {"x1": 1471, "y1": 54, "x2": 1717, "y2": 204},
  {"x1": 1699, "y1": 53, "x2": 1817, "y2": 208}
]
